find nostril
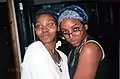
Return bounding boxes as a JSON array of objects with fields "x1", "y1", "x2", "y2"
[{"x1": 42, "y1": 27, "x2": 48, "y2": 32}]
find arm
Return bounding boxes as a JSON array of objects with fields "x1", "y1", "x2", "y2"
[{"x1": 74, "y1": 42, "x2": 102, "y2": 79}]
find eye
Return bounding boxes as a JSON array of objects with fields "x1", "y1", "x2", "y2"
[
  {"x1": 47, "y1": 22, "x2": 56, "y2": 27},
  {"x1": 61, "y1": 30, "x2": 69, "y2": 35},
  {"x1": 72, "y1": 27, "x2": 80, "y2": 32},
  {"x1": 35, "y1": 22, "x2": 42, "y2": 29},
  {"x1": 35, "y1": 24, "x2": 41, "y2": 29}
]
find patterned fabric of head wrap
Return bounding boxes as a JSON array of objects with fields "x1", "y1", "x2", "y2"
[{"x1": 58, "y1": 5, "x2": 88, "y2": 26}]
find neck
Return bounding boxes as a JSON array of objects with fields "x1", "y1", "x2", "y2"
[
  {"x1": 80, "y1": 35, "x2": 88, "y2": 47},
  {"x1": 44, "y1": 41, "x2": 56, "y2": 54}
]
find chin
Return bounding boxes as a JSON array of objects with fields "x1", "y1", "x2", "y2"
[
  {"x1": 71, "y1": 43, "x2": 80, "y2": 47},
  {"x1": 41, "y1": 39, "x2": 51, "y2": 43},
  {"x1": 73, "y1": 45, "x2": 79, "y2": 47},
  {"x1": 70, "y1": 41, "x2": 80, "y2": 47}
]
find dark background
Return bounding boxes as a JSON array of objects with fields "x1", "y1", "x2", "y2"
[
  {"x1": 0, "y1": 0, "x2": 119, "y2": 79},
  {"x1": 0, "y1": 2, "x2": 16, "y2": 79}
]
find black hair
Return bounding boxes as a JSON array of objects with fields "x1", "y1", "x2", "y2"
[{"x1": 34, "y1": 7, "x2": 58, "y2": 27}]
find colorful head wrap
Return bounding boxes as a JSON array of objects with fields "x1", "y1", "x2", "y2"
[{"x1": 58, "y1": 5, "x2": 88, "y2": 26}]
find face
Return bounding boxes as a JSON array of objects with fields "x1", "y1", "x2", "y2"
[
  {"x1": 60, "y1": 19, "x2": 87, "y2": 47},
  {"x1": 35, "y1": 14, "x2": 58, "y2": 44}
]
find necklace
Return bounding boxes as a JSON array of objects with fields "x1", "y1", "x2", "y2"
[
  {"x1": 49, "y1": 50, "x2": 62, "y2": 72},
  {"x1": 69, "y1": 36, "x2": 88, "y2": 67}
]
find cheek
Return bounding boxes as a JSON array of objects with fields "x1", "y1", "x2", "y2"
[
  {"x1": 35, "y1": 28, "x2": 57, "y2": 37},
  {"x1": 50, "y1": 29, "x2": 57, "y2": 36},
  {"x1": 50, "y1": 27, "x2": 57, "y2": 32},
  {"x1": 76, "y1": 34, "x2": 84, "y2": 42},
  {"x1": 35, "y1": 30, "x2": 42, "y2": 37}
]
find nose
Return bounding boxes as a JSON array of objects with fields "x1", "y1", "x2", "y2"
[
  {"x1": 68, "y1": 32, "x2": 73, "y2": 38},
  {"x1": 42, "y1": 26, "x2": 48, "y2": 32}
]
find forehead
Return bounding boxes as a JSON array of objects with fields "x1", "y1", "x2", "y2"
[
  {"x1": 60, "y1": 19, "x2": 83, "y2": 28},
  {"x1": 36, "y1": 14, "x2": 55, "y2": 22}
]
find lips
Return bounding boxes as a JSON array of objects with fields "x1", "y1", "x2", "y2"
[
  {"x1": 41, "y1": 33, "x2": 49, "y2": 36},
  {"x1": 43, "y1": 35, "x2": 49, "y2": 38},
  {"x1": 70, "y1": 40, "x2": 78, "y2": 45}
]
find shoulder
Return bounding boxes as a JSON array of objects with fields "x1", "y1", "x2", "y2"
[
  {"x1": 22, "y1": 41, "x2": 47, "y2": 64},
  {"x1": 26, "y1": 41, "x2": 43, "y2": 50},
  {"x1": 25, "y1": 41, "x2": 47, "y2": 54},
  {"x1": 25, "y1": 41, "x2": 47, "y2": 57},
  {"x1": 80, "y1": 41, "x2": 102, "y2": 61},
  {"x1": 82, "y1": 40, "x2": 105, "y2": 60},
  {"x1": 84, "y1": 41, "x2": 101, "y2": 52}
]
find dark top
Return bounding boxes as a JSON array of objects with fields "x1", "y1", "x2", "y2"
[{"x1": 68, "y1": 36, "x2": 105, "y2": 79}]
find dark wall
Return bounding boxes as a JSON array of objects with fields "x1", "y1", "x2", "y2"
[{"x1": 0, "y1": 3, "x2": 16, "y2": 79}]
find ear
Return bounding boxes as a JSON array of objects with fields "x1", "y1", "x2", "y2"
[{"x1": 84, "y1": 24, "x2": 88, "y2": 30}]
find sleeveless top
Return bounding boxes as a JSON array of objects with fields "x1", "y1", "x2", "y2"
[{"x1": 68, "y1": 36, "x2": 105, "y2": 79}]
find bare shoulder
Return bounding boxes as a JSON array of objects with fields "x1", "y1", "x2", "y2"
[
  {"x1": 82, "y1": 42, "x2": 101, "y2": 53},
  {"x1": 80, "y1": 42, "x2": 102, "y2": 60}
]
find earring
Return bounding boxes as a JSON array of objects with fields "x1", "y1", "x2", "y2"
[{"x1": 85, "y1": 24, "x2": 88, "y2": 30}]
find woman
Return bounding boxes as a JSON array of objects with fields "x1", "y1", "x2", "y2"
[
  {"x1": 58, "y1": 5, "x2": 105, "y2": 79},
  {"x1": 21, "y1": 8, "x2": 70, "y2": 79}
]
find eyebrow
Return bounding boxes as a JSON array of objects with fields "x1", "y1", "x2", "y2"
[
  {"x1": 61, "y1": 23, "x2": 77, "y2": 30},
  {"x1": 35, "y1": 19, "x2": 55, "y2": 25},
  {"x1": 48, "y1": 20, "x2": 55, "y2": 23},
  {"x1": 71, "y1": 23, "x2": 77, "y2": 28}
]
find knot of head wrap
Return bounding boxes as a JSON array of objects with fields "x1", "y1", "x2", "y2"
[{"x1": 58, "y1": 5, "x2": 88, "y2": 26}]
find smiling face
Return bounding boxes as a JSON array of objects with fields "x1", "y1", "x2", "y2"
[
  {"x1": 35, "y1": 14, "x2": 58, "y2": 45},
  {"x1": 60, "y1": 19, "x2": 87, "y2": 47}
]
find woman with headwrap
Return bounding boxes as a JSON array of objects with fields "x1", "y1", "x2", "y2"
[
  {"x1": 58, "y1": 5, "x2": 105, "y2": 79},
  {"x1": 21, "y1": 7, "x2": 70, "y2": 79}
]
